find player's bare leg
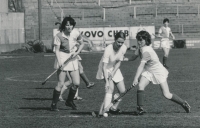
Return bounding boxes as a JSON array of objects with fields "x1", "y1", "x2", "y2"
[
  {"x1": 65, "y1": 70, "x2": 80, "y2": 110},
  {"x1": 74, "y1": 88, "x2": 83, "y2": 100},
  {"x1": 59, "y1": 80, "x2": 72, "y2": 101},
  {"x1": 51, "y1": 70, "x2": 67, "y2": 111},
  {"x1": 109, "y1": 80, "x2": 126, "y2": 114},
  {"x1": 160, "y1": 81, "x2": 191, "y2": 113},
  {"x1": 98, "y1": 79, "x2": 114, "y2": 117},
  {"x1": 79, "y1": 61, "x2": 95, "y2": 88},
  {"x1": 59, "y1": 71, "x2": 72, "y2": 101},
  {"x1": 162, "y1": 48, "x2": 170, "y2": 69}
]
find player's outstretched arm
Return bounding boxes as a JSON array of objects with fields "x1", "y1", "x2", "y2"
[
  {"x1": 124, "y1": 49, "x2": 139, "y2": 61},
  {"x1": 169, "y1": 31, "x2": 175, "y2": 40},
  {"x1": 81, "y1": 35, "x2": 94, "y2": 51}
]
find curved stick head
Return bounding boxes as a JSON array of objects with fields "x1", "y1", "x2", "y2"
[{"x1": 42, "y1": 81, "x2": 46, "y2": 85}]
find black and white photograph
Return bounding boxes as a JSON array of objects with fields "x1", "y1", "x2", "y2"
[{"x1": 1, "y1": 0, "x2": 200, "y2": 127}]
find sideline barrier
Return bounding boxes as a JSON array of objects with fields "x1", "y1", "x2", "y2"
[{"x1": 53, "y1": 26, "x2": 155, "y2": 51}]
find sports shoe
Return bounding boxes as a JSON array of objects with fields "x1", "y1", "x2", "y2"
[
  {"x1": 65, "y1": 100, "x2": 77, "y2": 110},
  {"x1": 86, "y1": 82, "x2": 95, "y2": 88},
  {"x1": 133, "y1": 106, "x2": 146, "y2": 115},
  {"x1": 109, "y1": 108, "x2": 122, "y2": 115},
  {"x1": 182, "y1": 101, "x2": 191, "y2": 113},
  {"x1": 74, "y1": 96, "x2": 83, "y2": 100},
  {"x1": 59, "y1": 96, "x2": 65, "y2": 101},
  {"x1": 50, "y1": 103, "x2": 59, "y2": 111}
]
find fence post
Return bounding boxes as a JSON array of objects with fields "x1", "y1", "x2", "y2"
[
  {"x1": 103, "y1": 8, "x2": 105, "y2": 21},
  {"x1": 82, "y1": 9, "x2": 84, "y2": 20},
  {"x1": 176, "y1": 5, "x2": 179, "y2": 17},
  {"x1": 38, "y1": 0, "x2": 42, "y2": 41},
  {"x1": 134, "y1": 6, "x2": 136, "y2": 19},
  {"x1": 98, "y1": 0, "x2": 100, "y2": 6},
  {"x1": 182, "y1": 24, "x2": 184, "y2": 35},
  {"x1": 198, "y1": 5, "x2": 200, "y2": 17},
  {"x1": 155, "y1": 5, "x2": 157, "y2": 17},
  {"x1": 129, "y1": 0, "x2": 131, "y2": 5}
]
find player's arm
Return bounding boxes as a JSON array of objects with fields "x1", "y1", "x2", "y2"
[
  {"x1": 169, "y1": 30, "x2": 175, "y2": 40},
  {"x1": 124, "y1": 49, "x2": 139, "y2": 61},
  {"x1": 102, "y1": 47, "x2": 110, "y2": 82},
  {"x1": 133, "y1": 61, "x2": 145, "y2": 85},
  {"x1": 132, "y1": 52, "x2": 150, "y2": 85},
  {"x1": 73, "y1": 34, "x2": 85, "y2": 57},
  {"x1": 81, "y1": 35, "x2": 94, "y2": 51},
  {"x1": 156, "y1": 27, "x2": 163, "y2": 38},
  {"x1": 110, "y1": 60, "x2": 121, "y2": 78},
  {"x1": 54, "y1": 36, "x2": 62, "y2": 67},
  {"x1": 82, "y1": 35, "x2": 94, "y2": 47},
  {"x1": 103, "y1": 62, "x2": 109, "y2": 83}
]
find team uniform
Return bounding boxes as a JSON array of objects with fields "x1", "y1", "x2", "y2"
[
  {"x1": 96, "y1": 44, "x2": 127, "y2": 82},
  {"x1": 158, "y1": 26, "x2": 171, "y2": 49},
  {"x1": 53, "y1": 29, "x2": 82, "y2": 71},
  {"x1": 140, "y1": 46, "x2": 168, "y2": 84}
]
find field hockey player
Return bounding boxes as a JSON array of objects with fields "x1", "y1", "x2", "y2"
[
  {"x1": 96, "y1": 31, "x2": 127, "y2": 117},
  {"x1": 124, "y1": 30, "x2": 191, "y2": 115},
  {"x1": 50, "y1": 16, "x2": 85, "y2": 111}
]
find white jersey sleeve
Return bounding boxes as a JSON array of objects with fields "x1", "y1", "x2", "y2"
[
  {"x1": 102, "y1": 46, "x2": 110, "y2": 63},
  {"x1": 54, "y1": 35, "x2": 61, "y2": 46}
]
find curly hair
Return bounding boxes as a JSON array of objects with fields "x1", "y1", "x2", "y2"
[
  {"x1": 136, "y1": 30, "x2": 151, "y2": 46},
  {"x1": 59, "y1": 16, "x2": 76, "y2": 32},
  {"x1": 114, "y1": 31, "x2": 126, "y2": 40}
]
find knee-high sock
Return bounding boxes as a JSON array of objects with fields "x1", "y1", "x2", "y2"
[
  {"x1": 52, "y1": 89, "x2": 60, "y2": 104},
  {"x1": 74, "y1": 88, "x2": 79, "y2": 98},
  {"x1": 103, "y1": 93, "x2": 112, "y2": 110},
  {"x1": 170, "y1": 94, "x2": 185, "y2": 106},
  {"x1": 80, "y1": 73, "x2": 90, "y2": 85},
  {"x1": 99, "y1": 102, "x2": 104, "y2": 115},
  {"x1": 137, "y1": 90, "x2": 145, "y2": 106},
  {"x1": 67, "y1": 87, "x2": 77, "y2": 102},
  {"x1": 111, "y1": 93, "x2": 122, "y2": 110},
  {"x1": 163, "y1": 56, "x2": 168, "y2": 66}
]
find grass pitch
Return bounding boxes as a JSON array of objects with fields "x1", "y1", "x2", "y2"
[{"x1": 0, "y1": 49, "x2": 200, "y2": 128}]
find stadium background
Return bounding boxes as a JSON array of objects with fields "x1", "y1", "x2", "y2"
[{"x1": 1, "y1": 0, "x2": 200, "y2": 53}]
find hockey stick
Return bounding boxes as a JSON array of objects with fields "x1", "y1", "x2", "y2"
[
  {"x1": 92, "y1": 84, "x2": 136, "y2": 117},
  {"x1": 41, "y1": 55, "x2": 73, "y2": 85}
]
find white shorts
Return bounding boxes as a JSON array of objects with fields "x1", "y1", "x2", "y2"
[
  {"x1": 54, "y1": 52, "x2": 79, "y2": 71},
  {"x1": 141, "y1": 71, "x2": 167, "y2": 84},
  {"x1": 160, "y1": 39, "x2": 170, "y2": 49},
  {"x1": 96, "y1": 68, "x2": 124, "y2": 83}
]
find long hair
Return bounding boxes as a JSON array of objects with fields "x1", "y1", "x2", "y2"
[
  {"x1": 59, "y1": 16, "x2": 76, "y2": 32},
  {"x1": 136, "y1": 30, "x2": 151, "y2": 58}
]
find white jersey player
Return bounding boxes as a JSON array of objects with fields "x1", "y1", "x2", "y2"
[{"x1": 96, "y1": 31, "x2": 127, "y2": 117}]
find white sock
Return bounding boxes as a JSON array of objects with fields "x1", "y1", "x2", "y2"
[
  {"x1": 99, "y1": 102, "x2": 104, "y2": 115},
  {"x1": 74, "y1": 88, "x2": 79, "y2": 98},
  {"x1": 111, "y1": 93, "x2": 122, "y2": 110},
  {"x1": 104, "y1": 93, "x2": 112, "y2": 110}
]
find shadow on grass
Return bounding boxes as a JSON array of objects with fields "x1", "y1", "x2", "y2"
[
  {"x1": 35, "y1": 88, "x2": 54, "y2": 89},
  {"x1": 18, "y1": 107, "x2": 71, "y2": 111},
  {"x1": 22, "y1": 98, "x2": 52, "y2": 101},
  {"x1": 70, "y1": 111, "x2": 135, "y2": 116}
]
